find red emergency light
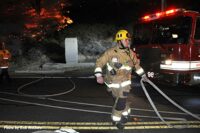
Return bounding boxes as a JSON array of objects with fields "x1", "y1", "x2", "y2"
[
  {"x1": 141, "y1": 8, "x2": 183, "y2": 21},
  {"x1": 165, "y1": 9, "x2": 175, "y2": 15},
  {"x1": 143, "y1": 15, "x2": 150, "y2": 20},
  {"x1": 156, "y1": 12, "x2": 162, "y2": 17}
]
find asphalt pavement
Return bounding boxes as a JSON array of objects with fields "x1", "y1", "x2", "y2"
[{"x1": 0, "y1": 71, "x2": 200, "y2": 133}]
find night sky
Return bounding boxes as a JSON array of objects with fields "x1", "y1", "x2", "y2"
[{"x1": 68, "y1": 0, "x2": 200, "y2": 24}]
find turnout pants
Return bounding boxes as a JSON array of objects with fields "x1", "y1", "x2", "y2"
[{"x1": 108, "y1": 85, "x2": 131, "y2": 122}]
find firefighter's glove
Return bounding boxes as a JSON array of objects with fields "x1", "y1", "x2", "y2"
[
  {"x1": 114, "y1": 62, "x2": 123, "y2": 69},
  {"x1": 96, "y1": 76, "x2": 104, "y2": 84},
  {"x1": 141, "y1": 74, "x2": 149, "y2": 82},
  {"x1": 110, "y1": 69, "x2": 116, "y2": 75}
]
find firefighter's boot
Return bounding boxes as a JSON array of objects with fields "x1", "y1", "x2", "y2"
[
  {"x1": 112, "y1": 115, "x2": 124, "y2": 130},
  {"x1": 121, "y1": 115, "x2": 129, "y2": 124},
  {"x1": 114, "y1": 114, "x2": 130, "y2": 129},
  {"x1": 113, "y1": 121, "x2": 124, "y2": 130},
  {"x1": 121, "y1": 108, "x2": 131, "y2": 124}
]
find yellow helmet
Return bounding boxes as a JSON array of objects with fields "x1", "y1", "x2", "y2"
[{"x1": 115, "y1": 30, "x2": 131, "y2": 41}]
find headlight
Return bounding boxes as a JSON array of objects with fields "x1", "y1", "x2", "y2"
[{"x1": 165, "y1": 59, "x2": 172, "y2": 65}]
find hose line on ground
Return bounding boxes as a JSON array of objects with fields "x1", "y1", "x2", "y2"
[
  {"x1": 17, "y1": 77, "x2": 76, "y2": 98},
  {"x1": 140, "y1": 78, "x2": 200, "y2": 128},
  {"x1": 15, "y1": 75, "x2": 200, "y2": 128}
]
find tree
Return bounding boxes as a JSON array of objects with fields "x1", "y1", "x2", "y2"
[{"x1": 0, "y1": 0, "x2": 73, "y2": 41}]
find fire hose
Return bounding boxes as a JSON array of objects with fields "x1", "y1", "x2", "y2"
[
  {"x1": 17, "y1": 77, "x2": 76, "y2": 98},
  {"x1": 140, "y1": 77, "x2": 200, "y2": 128},
  {"x1": 16, "y1": 76, "x2": 200, "y2": 128}
]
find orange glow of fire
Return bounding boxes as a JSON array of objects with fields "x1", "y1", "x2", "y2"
[
  {"x1": 55, "y1": 14, "x2": 62, "y2": 19},
  {"x1": 25, "y1": 9, "x2": 37, "y2": 16},
  {"x1": 25, "y1": 23, "x2": 38, "y2": 29},
  {"x1": 40, "y1": 8, "x2": 45, "y2": 16},
  {"x1": 39, "y1": 8, "x2": 64, "y2": 20},
  {"x1": 23, "y1": 2, "x2": 73, "y2": 39}
]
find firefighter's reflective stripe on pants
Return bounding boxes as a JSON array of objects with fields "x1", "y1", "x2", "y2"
[
  {"x1": 122, "y1": 108, "x2": 131, "y2": 116},
  {"x1": 105, "y1": 80, "x2": 131, "y2": 88},
  {"x1": 112, "y1": 116, "x2": 121, "y2": 122}
]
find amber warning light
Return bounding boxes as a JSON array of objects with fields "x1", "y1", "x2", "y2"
[{"x1": 142, "y1": 8, "x2": 183, "y2": 21}]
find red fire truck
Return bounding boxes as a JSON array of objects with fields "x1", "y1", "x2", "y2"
[{"x1": 132, "y1": 8, "x2": 200, "y2": 86}]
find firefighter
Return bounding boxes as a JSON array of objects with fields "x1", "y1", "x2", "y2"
[
  {"x1": 0, "y1": 42, "x2": 12, "y2": 83},
  {"x1": 94, "y1": 29, "x2": 148, "y2": 129}
]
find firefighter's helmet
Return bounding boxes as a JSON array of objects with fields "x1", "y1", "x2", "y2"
[{"x1": 115, "y1": 30, "x2": 131, "y2": 41}]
